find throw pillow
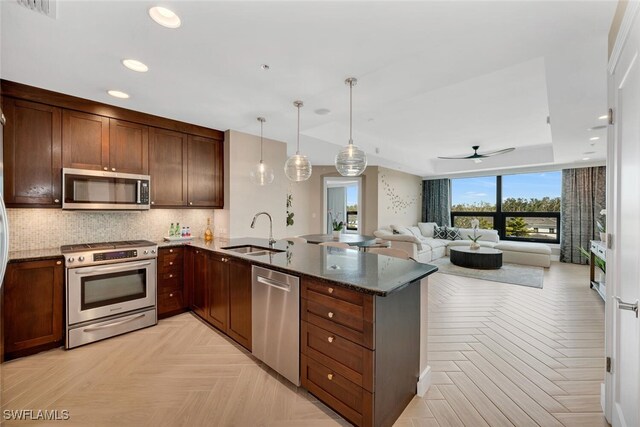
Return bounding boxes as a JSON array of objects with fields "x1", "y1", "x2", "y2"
[
  {"x1": 418, "y1": 222, "x2": 437, "y2": 238},
  {"x1": 390, "y1": 225, "x2": 411, "y2": 235},
  {"x1": 433, "y1": 225, "x2": 448, "y2": 239},
  {"x1": 447, "y1": 227, "x2": 462, "y2": 240},
  {"x1": 408, "y1": 226, "x2": 423, "y2": 239}
]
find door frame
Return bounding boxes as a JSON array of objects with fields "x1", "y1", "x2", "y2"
[
  {"x1": 322, "y1": 177, "x2": 363, "y2": 234},
  {"x1": 605, "y1": 2, "x2": 640, "y2": 425}
]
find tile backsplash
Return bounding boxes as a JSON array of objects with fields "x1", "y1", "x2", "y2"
[{"x1": 7, "y1": 208, "x2": 220, "y2": 252}]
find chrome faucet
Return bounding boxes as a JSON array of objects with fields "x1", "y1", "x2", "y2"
[{"x1": 250, "y1": 212, "x2": 276, "y2": 247}]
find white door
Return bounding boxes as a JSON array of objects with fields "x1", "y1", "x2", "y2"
[{"x1": 606, "y1": 3, "x2": 640, "y2": 426}]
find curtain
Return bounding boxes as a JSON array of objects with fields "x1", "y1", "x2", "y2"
[
  {"x1": 422, "y1": 179, "x2": 451, "y2": 226},
  {"x1": 560, "y1": 166, "x2": 606, "y2": 264}
]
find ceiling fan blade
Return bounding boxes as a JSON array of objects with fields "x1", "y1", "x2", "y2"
[
  {"x1": 437, "y1": 154, "x2": 474, "y2": 160},
  {"x1": 478, "y1": 147, "x2": 515, "y2": 157}
]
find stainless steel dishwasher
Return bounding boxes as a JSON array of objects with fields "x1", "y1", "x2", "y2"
[{"x1": 252, "y1": 266, "x2": 300, "y2": 386}]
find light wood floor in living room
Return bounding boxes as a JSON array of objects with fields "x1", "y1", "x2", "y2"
[{"x1": 1, "y1": 262, "x2": 605, "y2": 427}]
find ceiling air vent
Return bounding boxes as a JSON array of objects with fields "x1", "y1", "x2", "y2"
[{"x1": 16, "y1": 0, "x2": 57, "y2": 19}]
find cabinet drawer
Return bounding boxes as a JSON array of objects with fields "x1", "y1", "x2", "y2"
[
  {"x1": 304, "y1": 279, "x2": 367, "y2": 306},
  {"x1": 301, "y1": 354, "x2": 372, "y2": 427},
  {"x1": 302, "y1": 321, "x2": 373, "y2": 392},
  {"x1": 158, "y1": 289, "x2": 186, "y2": 315},
  {"x1": 161, "y1": 253, "x2": 183, "y2": 268},
  {"x1": 158, "y1": 275, "x2": 182, "y2": 294},
  {"x1": 302, "y1": 295, "x2": 374, "y2": 349}
]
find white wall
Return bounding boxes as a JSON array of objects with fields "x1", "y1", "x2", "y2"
[
  {"x1": 377, "y1": 167, "x2": 423, "y2": 227},
  {"x1": 224, "y1": 130, "x2": 289, "y2": 240}
]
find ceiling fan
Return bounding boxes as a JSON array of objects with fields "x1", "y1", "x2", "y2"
[{"x1": 438, "y1": 145, "x2": 515, "y2": 163}]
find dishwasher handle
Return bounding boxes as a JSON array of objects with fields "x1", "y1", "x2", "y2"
[{"x1": 256, "y1": 275, "x2": 291, "y2": 292}]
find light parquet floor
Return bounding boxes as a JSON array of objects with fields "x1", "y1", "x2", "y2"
[{"x1": 1, "y1": 262, "x2": 606, "y2": 426}]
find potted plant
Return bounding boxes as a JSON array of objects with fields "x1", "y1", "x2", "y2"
[
  {"x1": 329, "y1": 210, "x2": 344, "y2": 239},
  {"x1": 468, "y1": 228, "x2": 481, "y2": 250}
]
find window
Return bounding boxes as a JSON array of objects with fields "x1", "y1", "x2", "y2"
[{"x1": 450, "y1": 171, "x2": 561, "y2": 243}]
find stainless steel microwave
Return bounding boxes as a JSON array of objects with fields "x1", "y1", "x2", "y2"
[{"x1": 62, "y1": 168, "x2": 150, "y2": 210}]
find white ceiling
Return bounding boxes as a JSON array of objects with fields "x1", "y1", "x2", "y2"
[{"x1": 0, "y1": 0, "x2": 615, "y2": 177}]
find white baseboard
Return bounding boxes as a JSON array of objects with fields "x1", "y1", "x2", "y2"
[
  {"x1": 417, "y1": 365, "x2": 432, "y2": 397},
  {"x1": 551, "y1": 254, "x2": 560, "y2": 262}
]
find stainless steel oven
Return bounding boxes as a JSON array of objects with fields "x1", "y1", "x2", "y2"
[
  {"x1": 62, "y1": 168, "x2": 150, "y2": 210},
  {"x1": 63, "y1": 240, "x2": 158, "y2": 349}
]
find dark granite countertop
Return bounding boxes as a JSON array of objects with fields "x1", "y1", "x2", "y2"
[
  {"x1": 156, "y1": 237, "x2": 438, "y2": 296},
  {"x1": 9, "y1": 247, "x2": 64, "y2": 263}
]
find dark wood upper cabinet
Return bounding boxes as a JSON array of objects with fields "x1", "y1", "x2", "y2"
[
  {"x1": 207, "y1": 253, "x2": 229, "y2": 332},
  {"x1": 149, "y1": 128, "x2": 188, "y2": 207},
  {"x1": 109, "y1": 119, "x2": 149, "y2": 174},
  {"x1": 187, "y1": 135, "x2": 224, "y2": 208},
  {"x1": 2, "y1": 97, "x2": 62, "y2": 206},
  {"x1": 227, "y1": 258, "x2": 252, "y2": 350},
  {"x1": 62, "y1": 110, "x2": 109, "y2": 171},
  {"x1": 3, "y1": 258, "x2": 64, "y2": 360}
]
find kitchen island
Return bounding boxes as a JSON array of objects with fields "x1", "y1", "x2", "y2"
[{"x1": 160, "y1": 237, "x2": 437, "y2": 427}]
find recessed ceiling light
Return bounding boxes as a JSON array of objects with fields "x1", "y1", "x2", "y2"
[
  {"x1": 473, "y1": 159, "x2": 483, "y2": 164},
  {"x1": 107, "y1": 90, "x2": 130, "y2": 99},
  {"x1": 149, "y1": 6, "x2": 181, "y2": 28},
  {"x1": 582, "y1": 157, "x2": 591, "y2": 161},
  {"x1": 122, "y1": 59, "x2": 149, "y2": 72},
  {"x1": 588, "y1": 125, "x2": 607, "y2": 131},
  {"x1": 583, "y1": 151, "x2": 595, "y2": 155},
  {"x1": 590, "y1": 136, "x2": 600, "y2": 141},
  {"x1": 260, "y1": 64, "x2": 270, "y2": 70},
  {"x1": 598, "y1": 114, "x2": 608, "y2": 120},
  {"x1": 314, "y1": 108, "x2": 331, "y2": 115}
]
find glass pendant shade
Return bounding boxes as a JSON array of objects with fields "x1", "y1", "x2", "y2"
[
  {"x1": 284, "y1": 154, "x2": 312, "y2": 181},
  {"x1": 285, "y1": 100, "x2": 312, "y2": 182},
  {"x1": 335, "y1": 143, "x2": 367, "y2": 177},
  {"x1": 335, "y1": 77, "x2": 367, "y2": 177},
  {"x1": 250, "y1": 117, "x2": 274, "y2": 186},
  {"x1": 250, "y1": 160, "x2": 274, "y2": 186}
]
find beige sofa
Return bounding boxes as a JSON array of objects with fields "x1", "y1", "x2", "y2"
[{"x1": 374, "y1": 223, "x2": 552, "y2": 268}]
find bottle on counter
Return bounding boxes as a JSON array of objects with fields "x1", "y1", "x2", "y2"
[
  {"x1": 186, "y1": 227, "x2": 191, "y2": 237},
  {"x1": 169, "y1": 222, "x2": 175, "y2": 237},
  {"x1": 181, "y1": 227, "x2": 186, "y2": 237},
  {"x1": 204, "y1": 217, "x2": 213, "y2": 242},
  {"x1": 175, "y1": 223, "x2": 180, "y2": 237}
]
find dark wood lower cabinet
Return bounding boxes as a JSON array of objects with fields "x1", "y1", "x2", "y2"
[
  {"x1": 207, "y1": 253, "x2": 229, "y2": 332},
  {"x1": 157, "y1": 247, "x2": 187, "y2": 319},
  {"x1": 184, "y1": 247, "x2": 252, "y2": 351},
  {"x1": 227, "y1": 258, "x2": 252, "y2": 350},
  {"x1": 301, "y1": 277, "x2": 420, "y2": 427},
  {"x1": 3, "y1": 258, "x2": 64, "y2": 360}
]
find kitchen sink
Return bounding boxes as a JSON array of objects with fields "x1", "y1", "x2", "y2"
[{"x1": 222, "y1": 245, "x2": 284, "y2": 256}]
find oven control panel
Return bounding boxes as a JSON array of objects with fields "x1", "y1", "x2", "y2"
[{"x1": 94, "y1": 250, "x2": 138, "y2": 262}]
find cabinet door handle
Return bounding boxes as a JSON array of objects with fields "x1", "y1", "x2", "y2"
[
  {"x1": 327, "y1": 287, "x2": 334, "y2": 294},
  {"x1": 169, "y1": 293, "x2": 174, "y2": 297},
  {"x1": 56, "y1": 260, "x2": 62, "y2": 265},
  {"x1": 151, "y1": 201, "x2": 155, "y2": 205},
  {"x1": 103, "y1": 167, "x2": 108, "y2": 171},
  {"x1": 169, "y1": 249, "x2": 173, "y2": 253},
  {"x1": 327, "y1": 312, "x2": 334, "y2": 319},
  {"x1": 54, "y1": 199, "x2": 60, "y2": 203},
  {"x1": 169, "y1": 261, "x2": 173, "y2": 265},
  {"x1": 169, "y1": 274, "x2": 173, "y2": 278},
  {"x1": 327, "y1": 373, "x2": 334, "y2": 381},
  {"x1": 327, "y1": 336, "x2": 334, "y2": 343},
  {"x1": 189, "y1": 202, "x2": 193, "y2": 206},
  {"x1": 112, "y1": 168, "x2": 116, "y2": 172}
]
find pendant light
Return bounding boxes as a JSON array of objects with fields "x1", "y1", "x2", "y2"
[
  {"x1": 284, "y1": 100, "x2": 312, "y2": 181},
  {"x1": 250, "y1": 117, "x2": 275, "y2": 186},
  {"x1": 335, "y1": 77, "x2": 367, "y2": 176}
]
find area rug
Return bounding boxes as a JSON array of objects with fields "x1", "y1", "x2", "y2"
[{"x1": 429, "y1": 257, "x2": 544, "y2": 288}]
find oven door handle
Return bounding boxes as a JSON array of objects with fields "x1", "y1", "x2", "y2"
[
  {"x1": 74, "y1": 261, "x2": 152, "y2": 275},
  {"x1": 82, "y1": 313, "x2": 147, "y2": 332}
]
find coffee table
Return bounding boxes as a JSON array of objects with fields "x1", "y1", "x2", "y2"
[{"x1": 449, "y1": 246, "x2": 503, "y2": 269}]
